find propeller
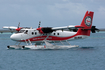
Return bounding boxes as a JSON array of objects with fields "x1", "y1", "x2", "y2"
[
  {"x1": 18, "y1": 22, "x2": 20, "y2": 28},
  {"x1": 16, "y1": 22, "x2": 22, "y2": 32},
  {"x1": 38, "y1": 21, "x2": 41, "y2": 28}
]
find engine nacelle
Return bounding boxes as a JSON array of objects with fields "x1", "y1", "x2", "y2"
[{"x1": 37, "y1": 27, "x2": 53, "y2": 34}]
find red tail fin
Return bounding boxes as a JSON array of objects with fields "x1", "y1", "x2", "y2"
[{"x1": 77, "y1": 11, "x2": 94, "y2": 36}]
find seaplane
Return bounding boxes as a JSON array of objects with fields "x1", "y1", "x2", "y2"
[{"x1": 2, "y1": 11, "x2": 98, "y2": 49}]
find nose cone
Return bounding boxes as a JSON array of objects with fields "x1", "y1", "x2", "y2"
[
  {"x1": 10, "y1": 34, "x2": 21, "y2": 41},
  {"x1": 10, "y1": 34, "x2": 17, "y2": 41}
]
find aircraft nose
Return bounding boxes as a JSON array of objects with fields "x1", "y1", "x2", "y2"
[
  {"x1": 10, "y1": 34, "x2": 17, "y2": 40},
  {"x1": 10, "y1": 34, "x2": 21, "y2": 41}
]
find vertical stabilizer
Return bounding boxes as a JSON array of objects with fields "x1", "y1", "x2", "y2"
[{"x1": 77, "y1": 11, "x2": 94, "y2": 36}]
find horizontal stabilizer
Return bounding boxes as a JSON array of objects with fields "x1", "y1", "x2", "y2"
[{"x1": 91, "y1": 26, "x2": 99, "y2": 33}]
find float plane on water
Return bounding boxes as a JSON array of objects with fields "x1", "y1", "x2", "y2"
[{"x1": 2, "y1": 11, "x2": 98, "y2": 49}]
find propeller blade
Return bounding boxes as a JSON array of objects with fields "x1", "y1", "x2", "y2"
[
  {"x1": 18, "y1": 22, "x2": 20, "y2": 28},
  {"x1": 38, "y1": 21, "x2": 41, "y2": 28}
]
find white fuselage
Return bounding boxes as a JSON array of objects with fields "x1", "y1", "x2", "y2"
[{"x1": 10, "y1": 29, "x2": 88, "y2": 43}]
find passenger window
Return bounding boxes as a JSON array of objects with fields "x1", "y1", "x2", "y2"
[
  {"x1": 57, "y1": 33, "x2": 59, "y2": 35},
  {"x1": 35, "y1": 32, "x2": 37, "y2": 35},
  {"x1": 54, "y1": 33, "x2": 55, "y2": 35},
  {"x1": 32, "y1": 32, "x2": 34, "y2": 35}
]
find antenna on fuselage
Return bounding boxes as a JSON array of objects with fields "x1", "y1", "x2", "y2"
[{"x1": 38, "y1": 21, "x2": 41, "y2": 28}]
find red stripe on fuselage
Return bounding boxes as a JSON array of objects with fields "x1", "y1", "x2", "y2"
[{"x1": 21, "y1": 34, "x2": 78, "y2": 42}]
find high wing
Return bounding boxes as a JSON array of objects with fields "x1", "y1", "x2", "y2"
[
  {"x1": 0, "y1": 29, "x2": 16, "y2": 33},
  {"x1": 52, "y1": 25, "x2": 84, "y2": 30},
  {"x1": 36, "y1": 24, "x2": 99, "y2": 34},
  {"x1": 1, "y1": 22, "x2": 31, "y2": 33},
  {"x1": 1, "y1": 26, "x2": 32, "y2": 33},
  {"x1": 3, "y1": 26, "x2": 31, "y2": 30},
  {"x1": 0, "y1": 26, "x2": 18, "y2": 33},
  {"x1": 1, "y1": 23, "x2": 100, "y2": 34},
  {"x1": 36, "y1": 25, "x2": 85, "y2": 34},
  {"x1": 3, "y1": 26, "x2": 17, "y2": 30}
]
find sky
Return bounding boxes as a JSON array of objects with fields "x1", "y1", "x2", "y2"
[{"x1": 0, "y1": 0, "x2": 105, "y2": 28}]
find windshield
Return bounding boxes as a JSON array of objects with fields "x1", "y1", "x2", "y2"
[
  {"x1": 15, "y1": 30, "x2": 25, "y2": 33},
  {"x1": 24, "y1": 30, "x2": 28, "y2": 34},
  {"x1": 19, "y1": 30, "x2": 25, "y2": 33}
]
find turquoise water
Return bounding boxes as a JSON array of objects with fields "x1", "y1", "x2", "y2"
[{"x1": 0, "y1": 33, "x2": 105, "y2": 70}]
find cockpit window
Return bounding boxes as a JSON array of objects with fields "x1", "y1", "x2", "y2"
[
  {"x1": 19, "y1": 30, "x2": 25, "y2": 33},
  {"x1": 24, "y1": 30, "x2": 28, "y2": 34},
  {"x1": 16, "y1": 30, "x2": 25, "y2": 33}
]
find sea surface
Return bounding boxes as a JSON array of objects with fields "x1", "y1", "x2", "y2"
[{"x1": 0, "y1": 32, "x2": 105, "y2": 70}]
